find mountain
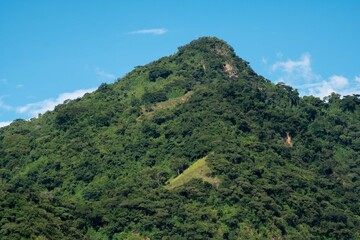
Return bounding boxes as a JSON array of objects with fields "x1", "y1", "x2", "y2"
[{"x1": 1, "y1": 37, "x2": 360, "y2": 239}]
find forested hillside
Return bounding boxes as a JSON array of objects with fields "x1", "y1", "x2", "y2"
[{"x1": 1, "y1": 37, "x2": 360, "y2": 239}]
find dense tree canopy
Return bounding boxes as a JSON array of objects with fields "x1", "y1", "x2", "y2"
[{"x1": 0, "y1": 37, "x2": 359, "y2": 239}]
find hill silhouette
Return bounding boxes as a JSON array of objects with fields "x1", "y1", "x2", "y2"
[{"x1": 0, "y1": 37, "x2": 360, "y2": 239}]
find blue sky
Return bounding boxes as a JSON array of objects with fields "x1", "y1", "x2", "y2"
[{"x1": 1, "y1": 1, "x2": 360, "y2": 126}]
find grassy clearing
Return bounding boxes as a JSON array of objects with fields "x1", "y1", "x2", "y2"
[{"x1": 166, "y1": 156, "x2": 221, "y2": 190}]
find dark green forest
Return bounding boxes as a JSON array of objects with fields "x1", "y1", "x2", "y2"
[{"x1": 1, "y1": 37, "x2": 360, "y2": 239}]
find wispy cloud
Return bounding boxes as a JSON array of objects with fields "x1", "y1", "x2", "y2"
[
  {"x1": 17, "y1": 88, "x2": 96, "y2": 117},
  {"x1": 355, "y1": 75, "x2": 360, "y2": 83},
  {"x1": 268, "y1": 53, "x2": 360, "y2": 98},
  {"x1": 308, "y1": 75, "x2": 351, "y2": 98},
  {"x1": 0, "y1": 78, "x2": 8, "y2": 84},
  {"x1": 0, "y1": 96, "x2": 12, "y2": 111},
  {"x1": 95, "y1": 67, "x2": 116, "y2": 80},
  {"x1": 16, "y1": 84, "x2": 24, "y2": 89},
  {"x1": 271, "y1": 53, "x2": 317, "y2": 82},
  {"x1": 261, "y1": 57, "x2": 268, "y2": 64},
  {"x1": 0, "y1": 121, "x2": 12, "y2": 128},
  {"x1": 128, "y1": 28, "x2": 168, "y2": 35}
]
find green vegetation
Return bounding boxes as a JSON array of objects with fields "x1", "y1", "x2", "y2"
[
  {"x1": 0, "y1": 37, "x2": 360, "y2": 239},
  {"x1": 166, "y1": 155, "x2": 220, "y2": 189},
  {"x1": 139, "y1": 90, "x2": 193, "y2": 120}
]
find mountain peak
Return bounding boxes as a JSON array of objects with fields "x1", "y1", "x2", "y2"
[{"x1": 178, "y1": 36, "x2": 236, "y2": 57}]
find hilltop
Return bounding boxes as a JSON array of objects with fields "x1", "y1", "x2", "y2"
[{"x1": 1, "y1": 37, "x2": 360, "y2": 239}]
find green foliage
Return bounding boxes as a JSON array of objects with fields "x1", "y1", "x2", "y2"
[
  {"x1": 166, "y1": 156, "x2": 220, "y2": 189},
  {"x1": 142, "y1": 89, "x2": 168, "y2": 104},
  {"x1": 0, "y1": 37, "x2": 360, "y2": 239},
  {"x1": 149, "y1": 67, "x2": 173, "y2": 82}
]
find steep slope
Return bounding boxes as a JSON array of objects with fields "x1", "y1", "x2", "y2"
[{"x1": 1, "y1": 37, "x2": 360, "y2": 239}]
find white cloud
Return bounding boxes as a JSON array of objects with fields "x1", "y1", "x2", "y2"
[
  {"x1": 308, "y1": 75, "x2": 348, "y2": 98},
  {"x1": 0, "y1": 121, "x2": 11, "y2": 128},
  {"x1": 355, "y1": 75, "x2": 360, "y2": 83},
  {"x1": 129, "y1": 28, "x2": 168, "y2": 35},
  {"x1": 16, "y1": 84, "x2": 24, "y2": 89},
  {"x1": 269, "y1": 53, "x2": 360, "y2": 98},
  {"x1": 17, "y1": 88, "x2": 96, "y2": 117},
  {"x1": 95, "y1": 67, "x2": 116, "y2": 80},
  {"x1": 271, "y1": 53, "x2": 315, "y2": 82},
  {"x1": 329, "y1": 75, "x2": 348, "y2": 89},
  {"x1": 309, "y1": 80, "x2": 336, "y2": 99},
  {"x1": 301, "y1": 75, "x2": 355, "y2": 99},
  {"x1": 261, "y1": 57, "x2": 268, "y2": 64}
]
